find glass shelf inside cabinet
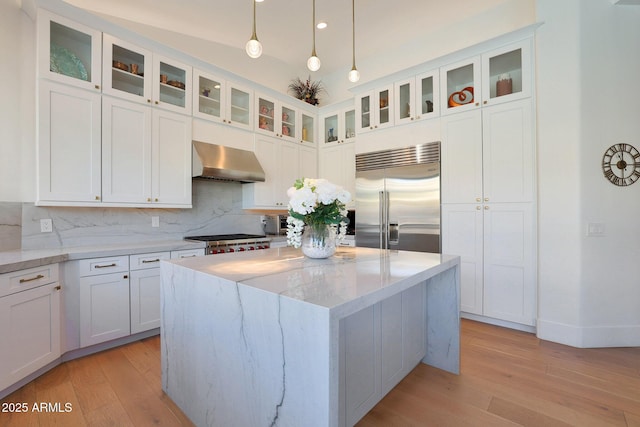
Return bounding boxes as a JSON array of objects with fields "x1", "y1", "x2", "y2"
[
  {"x1": 446, "y1": 63, "x2": 474, "y2": 110},
  {"x1": 159, "y1": 62, "x2": 186, "y2": 108},
  {"x1": 345, "y1": 109, "x2": 355, "y2": 139},
  {"x1": 282, "y1": 106, "x2": 295, "y2": 138},
  {"x1": 360, "y1": 96, "x2": 371, "y2": 129},
  {"x1": 199, "y1": 76, "x2": 221, "y2": 117},
  {"x1": 50, "y1": 21, "x2": 92, "y2": 82},
  {"x1": 324, "y1": 114, "x2": 338, "y2": 144},
  {"x1": 420, "y1": 76, "x2": 435, "y2": 115},
  {"x1": 488, "y1": 49, "x2": 522, "y2": 99},
  {"x1": 302, "y1": 113, "x2": 314, "y2": 143},
  {"x1": 111, "y1": 44, "x2": 145, "y2": 97},
  {"x1": 258, "y1": 98, "x2": 274, "y2": 132},
  {"x1": 230, "y1": 88, "x2": 250, "y2": 125}
]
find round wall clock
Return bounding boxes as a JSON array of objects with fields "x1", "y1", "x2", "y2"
[{"x1": 602, "y1": 143, "x2": 640, "y2": 186}]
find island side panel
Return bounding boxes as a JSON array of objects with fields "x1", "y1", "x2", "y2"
[
  {"x1": 423, "y1": 264, "x2": 460, "y2": 374},
  {"x1": 161, "y1": 263, "x2": 333, "y2": 427}
]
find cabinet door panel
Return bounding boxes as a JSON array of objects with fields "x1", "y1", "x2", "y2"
[
  {"x1": 130, "y1": 268, "x2": 161, "y2": 333},
  {"x1": 483, "y1": 203, "x2": 535, "y2": 326},
  {"x1": 402, "y1": 283, "x2": 426, "y2": 369},
  {"x1": 0, "y1": 283, "x2": 61, "y2": 390},
  {"x1": 440, "y1": 110, "x2": 483, "y2": 203},
  {"x1": 152, "y1": 110, "x2": 192, "y2": 205},
  {"x1": 102, "y1": 97, "x2": 152, "y2": 203},
  {"x1": 80, "y1": 272, "x2": 130, "y2": 347},
  {"x1": 441, "y1": 204, "x2": 483, "y2": 315},
  {"x1": 38, "y1": 81, "x2": 101, "y2": 204},
  {"x1": 380, "y1": 293, "x2": 403, "y2": 392},
  {"x1": 482, "y1": 99, "x2": 534, "y2": 203}
]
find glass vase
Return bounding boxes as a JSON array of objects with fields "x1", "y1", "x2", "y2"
[{"x1": 301, "y1": 224, "x2": 336, "y2": 259}]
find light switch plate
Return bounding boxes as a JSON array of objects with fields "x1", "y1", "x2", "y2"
[
  {"x1": 587, "y1": 222, "x2": 605, "y2": 236},
  {"x1": 40, "y1": 218, "x2": 53, "y2": 233}
]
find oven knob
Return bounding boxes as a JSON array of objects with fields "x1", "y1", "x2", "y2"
[
  {"x1": 211, "y1": 249, "x2": 218, "y2": 254},
  {"x1": 265, "y1": 244, "x2": 270, "y2": 249},
  {"x1": 249, "y1": 246, "x2": 255, "y2": 250},
  {"x1": 227, "y1": 248, "x2": 233, "y2": 252},
  {"x1": 219, "y1": 249, "x2": 226, "y2": 253},
  {"x1": 239, "y1": 247, "x2": 246, "y2": 251},
  {"x1": 257, "y1": 245, "x2": 263, "y2": 249}
]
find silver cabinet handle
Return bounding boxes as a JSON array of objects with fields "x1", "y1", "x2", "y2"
[
  {"x1": 95, "y1": 263, "x2": 117, "y2": 269},
  {"x1": 142, "y1": 259, "x2": 160, "y2": 263}
]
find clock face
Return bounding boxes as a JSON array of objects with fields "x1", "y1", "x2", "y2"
[{"x1": 602, "y1": 143, "x2": 640, "y2": 186}]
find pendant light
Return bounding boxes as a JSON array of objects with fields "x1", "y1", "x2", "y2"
[
  {"x1": 307, "y1": 0, "x2": 321, "y2": 72},
  {"x1": 348, "y1": 0, "x2": 360, "y2": 82},
  {"x1": 245, "y1": 0, "x2": 262, "y2": 59}
]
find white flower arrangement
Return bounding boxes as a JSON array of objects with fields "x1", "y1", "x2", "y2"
[{"x1": 286, "y1": 178, "x2": 351, "y2": 248}]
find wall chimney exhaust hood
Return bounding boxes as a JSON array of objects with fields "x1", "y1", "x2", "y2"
[{"x1": 192, "y1": 141, "x2": 265, "y2": 183}]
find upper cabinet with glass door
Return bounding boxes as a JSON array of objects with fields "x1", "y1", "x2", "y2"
[
  {"x1": 440, "y1": 57, "x2": 481, "y2": 116},
  {"x1": 38, "y1": 11, "x2": 102, "y2": 92},
  {"x1": 193, "y1": 70, "x2": 253, "y2": 131},
  {"x1": 481, "y1": 40, "x2": 532, "y2": 107},
  {"x1": 300, "y1": 111, "x2": 315, "y2": 145},
  {"x1": 356, "y1": 86, "x2": 393, "y2": 134},
  {"x1": 321, "y1": 107, "x2": 355, "y2": 147},
  {"x1": 394, "y1": 70, "x2": 439, "y2": 125},
  {"x1": 102, "y1": 35, "x2": 192, "y2": 115},
  {"x1": 255, "y1": 94, "x2": 300, "y2": 143}
]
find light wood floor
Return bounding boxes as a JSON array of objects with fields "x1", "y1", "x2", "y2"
[{"x1": 2, "y1": 319, "x2": 639, "y2": 426}]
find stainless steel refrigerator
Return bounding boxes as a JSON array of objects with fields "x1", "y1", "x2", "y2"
[{"x1": 355, "y1": 142, "x2": 440, "y2": 253}]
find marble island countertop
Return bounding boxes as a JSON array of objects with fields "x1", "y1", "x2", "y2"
[{"x1": 0, "y1": 239, "x2": 206, "y2": 274}]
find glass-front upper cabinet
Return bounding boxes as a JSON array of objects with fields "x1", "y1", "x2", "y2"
[
  {"x1": 153, "y1": 54, "x2": 192, "y2": 114},
  {"x1": 356, "y1": 86, "x2": 393, "y2": 134},
  {"x1": 301, "y1": 112, "x2": 315, "y2": 144},
  {"x1": 440, "y1": 57, "x2": 482, "y2": 115},
  {"x1": 321, "y1": 107, "x2": 355, "y2": 146},
  {"x1": 481, "y1": 40, "x2": 531, "y2": 106},
  {"x1": 394, "y1": 70, "x2": 439, "y2": 125},
  {"x1": 255, "y1": 94, "x2": 299, "y2": 143},
  {"x1": 38, "y1": 10, "x2": 102, "y2": 92},
  {"x1": 193, "y1": 71, "x2": 253, "y2": 130},
  {"x1": 102, "y1": 34, "x2": 152, "y2": 104}
]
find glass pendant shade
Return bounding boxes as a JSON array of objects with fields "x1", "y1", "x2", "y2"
[
  {"x1": 307, "y1": 55, "x2": 321, "y2": 72},
  {"x1": 246, "y1": 37, "x2": 262, "y2": 58},
  {"x1": 349, "y1": 67, "x2": 360, "y2": 83}
]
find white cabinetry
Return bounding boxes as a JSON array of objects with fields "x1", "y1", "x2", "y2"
[
  {"x1": 79, "y1": 256, "x2": 130, "y2": 347},
  {"x1": 37, "y1": 10, "x2": 102, "y2": 92},
  {"x1": 341, "y1": 283, "x2": 425, "y2": 426},
  {"x1": 394, "y1": 70, "x2": 439, "y2": 125},
  {"x1": 129, "y1": 252, "x2": 170, "y2": 334},
  {"x1": 356, "y1": 86, "x2": 393, "y2": 133},
  {"x1": 243, "y1": 136, "x2": 317, "y2": 209},
  {"x1": 441, "y1": 98, "x2": 535, "y2": 326},
  {"x1": 37, "y1": 80, "x2": 102, "y2": 205},
  {"x1": 255, "y1": 94, "x2": 316, "y2": 145},
  {"x1": 102, "y1": 97, "x2": 192, "y2": 207},
  {"x1": 193, "y1": 69, "x2": 253, "y2": 131},
  {"x1": 319, "y1": 143, "x2": 355, "y2": 207},
  {"x1": 321, "y1": 107, "x2": 356, "y2": 147},
  {"x1": 0, "y1": 265, "x2": 61, "y2": 391}
]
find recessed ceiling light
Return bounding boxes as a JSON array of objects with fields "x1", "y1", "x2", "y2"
[{"x1": 317, "y1": 21, "x2": 328, "y2": 30}]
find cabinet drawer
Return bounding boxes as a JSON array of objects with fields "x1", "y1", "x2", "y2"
[
  {"x1": 130, "y1": 252, "x2": 171, "y2": 271},
  {"x1": 0, "y1": 264, "x2": 59, "y2": 298},
  {"x1": 78, "y1": 256, "x2": 129, "y2": 277},
  {"x1": 170, "y1": 248, "x2": 204, "y2": 259}
]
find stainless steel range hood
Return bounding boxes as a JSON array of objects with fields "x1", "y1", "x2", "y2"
[{"x1": 192, "y1": 141, "x2": 265, "y2": 183}]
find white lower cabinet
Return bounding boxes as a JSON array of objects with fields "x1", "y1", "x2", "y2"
[
  {"x1": 129, "y1": 252, "x2": 170, "y2": 334},
  {"x1": 341, "y1": 283, "x2": 425, "y2": 426},
  {"x1": 79, "y1": 256, "x2": 130, "y2": 347},
  {"x1": 441, "y1": 202, "x2": 535, "y2": 325},
  {"x1": 0, "y1": 265, "x2": 61, "y2": 391}
]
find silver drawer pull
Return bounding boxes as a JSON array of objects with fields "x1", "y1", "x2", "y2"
[
  {"x1": 95, "y1": 263, "x2": 117, "y2": 269},
  {"x1": 180, "y1": 255, "x2": 197, "y2": 258},
  {"x1": 19, "y1": 274, "x2": 45, "y2": 283},
  {"x1": 142, "y1": 259, "x2": 160, "y2": 263}
]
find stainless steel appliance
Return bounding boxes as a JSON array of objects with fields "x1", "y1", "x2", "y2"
[
  {"x1": 263, "y1": 215, "x2": 288, "y2": 235},
  {"x1": 355, "y1": 142, "x2": 440, "y2": 253},
  {"x1": 184, "y1": 234, "x2": 271, "y2": 255}
]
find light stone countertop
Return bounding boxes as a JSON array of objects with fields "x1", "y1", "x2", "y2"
[{"x1": 0, "y1": 239, "x2": 206, "y2": 274}]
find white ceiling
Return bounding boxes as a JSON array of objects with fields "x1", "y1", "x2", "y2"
[{"x1": 61, "y1": 0, "x2": 516, "y2": 78}]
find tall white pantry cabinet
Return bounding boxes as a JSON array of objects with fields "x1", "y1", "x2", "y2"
[{"x1": 440, "y1": 39, "x2": 536, "y2": 327}]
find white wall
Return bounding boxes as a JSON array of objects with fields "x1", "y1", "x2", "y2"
[{"x1": 536, "y1": 0, "x2": 640, "y2": 347}]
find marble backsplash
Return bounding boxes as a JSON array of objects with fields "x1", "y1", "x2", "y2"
[
  {"x1": 0, "y1": 202, "x2": 22, "y2": 251},
  {"x1": 20, "y1": 180, "x2": 266, "y2": 250}
]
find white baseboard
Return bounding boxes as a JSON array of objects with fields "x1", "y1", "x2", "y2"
[
  {"x1": 461, "y1": 312, "x2": 536, "y2": 334},
  {"x1": 537, "y1": 318, "x2": 640, "y2": 348}
]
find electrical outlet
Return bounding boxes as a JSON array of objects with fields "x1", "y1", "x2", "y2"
[
  {"x1": 40, "y1": 218, "x2": 53, "y2": 233},
  {"x1": 152, "y1": 216, "x2": 160, "y2": 228},
  {"x1": 587, "y1": 222, "x2": 605, "y2": 236}
]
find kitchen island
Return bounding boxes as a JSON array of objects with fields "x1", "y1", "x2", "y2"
[{"x1": 160, "y1": 246, "x2": 460, "y2": 427}]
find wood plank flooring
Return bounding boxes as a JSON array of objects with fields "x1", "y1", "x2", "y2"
[{"x1": 2, "y1": 319, "x2": 639, "y2": 426}]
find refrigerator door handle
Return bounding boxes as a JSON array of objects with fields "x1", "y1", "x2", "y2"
[{"x1": 379, "y1": 191, "x2": 386, "y2": 249}]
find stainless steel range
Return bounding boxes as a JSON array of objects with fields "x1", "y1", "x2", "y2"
[{"x1": 184, "y1": 234, "x2": 271, "y2": 255}]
